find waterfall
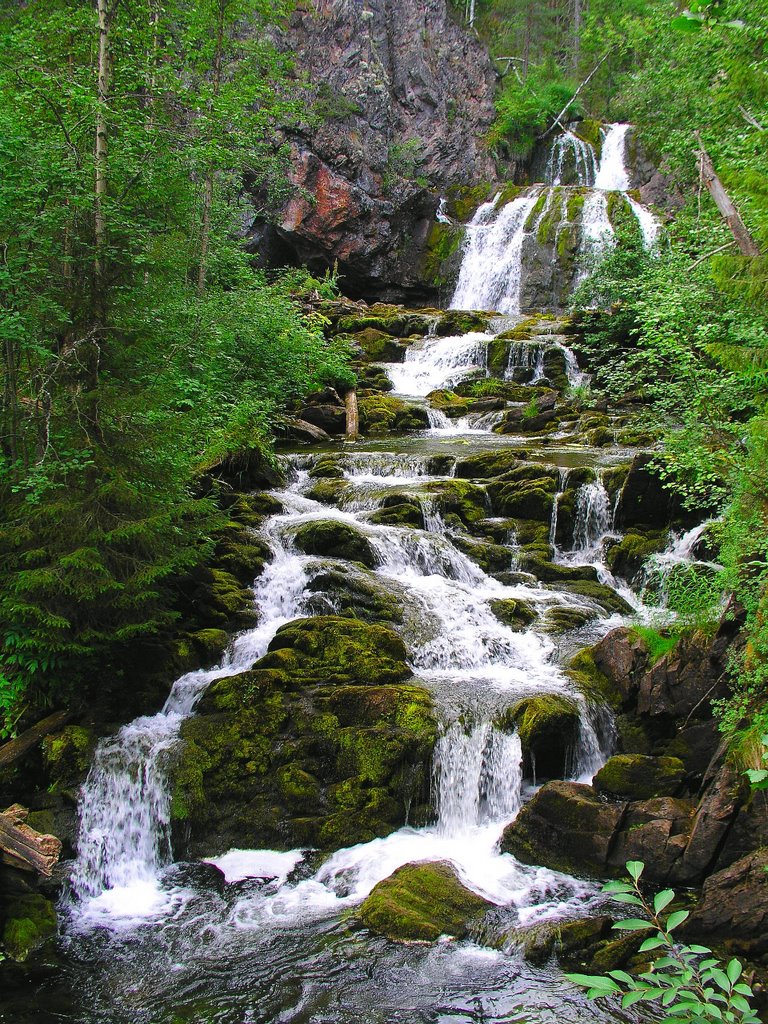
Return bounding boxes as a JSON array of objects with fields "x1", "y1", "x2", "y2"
[
  {"x1": 594, "y1": 123, "x2": 631, "y2": 190},
  {"x1": 549, "y1": 468, "x2": 571, "y2": 555},
  {"x1": 434, "y1": 723, "x2": 523, "y2": 836},
  {"x1": 70, "y1": 499, "x2": 312, "y2": 917},
  {"x1": 570, "y1": 473, "x2": 614, "y2": 561},
  {"x1": 384, "y1": 331, "x2": 490, "y2": 397},
  {"x1": 545, "y1": 130, "x2": 597, "y2": 186},
  {"x1": 436, "y1": 197, "x2": 452, "y2": 224},
  {"x1": 625, "y1": 193, "x2": 660, "y2": 248},
  {"x1": 505, "y1": 341, "x2": 546, "y2": 383},
  {"x1": 449, "y1": 191, "x2": 542, "y2": 314}
]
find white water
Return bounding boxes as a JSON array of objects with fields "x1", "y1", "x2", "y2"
[
  {"x1": 625, "y1": 193, "x2": 660, "y2": 248},
  {"x1": 545, "y1": 130, "x2": 597, "y2": 187},
  {"x1": 384, "y1": 331, "x2": 490, "y2": 397},
  {"x1": 450, "y1": 191, "x2": 541, "y2": 314},
  {"x1": 594, "y1": 123, "x2": 631, "y2": 190}
]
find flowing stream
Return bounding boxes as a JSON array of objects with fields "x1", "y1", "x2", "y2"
[{"x1": 12, "y1": 122, "x2": 685, "y2": 1024}]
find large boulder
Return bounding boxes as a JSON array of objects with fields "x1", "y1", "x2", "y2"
[
  {"x1": 685, "y1": 849, "x2": 768, "y2": 955},
  {"x1": 594, "y1": 754, "x2": 686, "y2": 801},
  {"x1": 500, "y1": 781, "x2": 624, "y2": 877},
  {"x1": 293, "y1": 519, "x2": 378, "y2": 568},
  {"x1": 500, "y1": 695, "x2": 580, "y2": 779},
  {"x1": 169, "y1": 617, "x2": 436, "y2": 856},
  {"x1": 359, "y1": 861, "x2": 492, "y2": 941},
  {"x1": 614, "y1": 453, "x2": 681, "y2": 528}
]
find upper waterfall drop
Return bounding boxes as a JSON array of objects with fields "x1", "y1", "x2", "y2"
[{"x1": 594, "y1": 123, "x2": 631, "y2": 190}]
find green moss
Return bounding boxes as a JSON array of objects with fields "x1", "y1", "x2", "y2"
[
  {"x1": 422, "y1": 221, "x2": 464, "y2": 287},
  {"x1": 42, "y1": 725, "x2": 96, "y2": 785},
  {"x1": 567, "y1": 647, "x2": 621, "y2": 708},
  {"x1": 540, "y1": 605, "x2": 596, "y2": 633},
  {"x1": 630, "y1": 625, "x2": 680, "y2": 663},
  {"x1": 554, "y1": 579, "x2": 634, "y2": 615},
  {"x1": 276, "y1": 763, "x2": 322, "y2": 812},
  {"x1": 445, "y1": 183, "x2": 495, "y2": 222},
  {"x1": 293, "y1": 519, "x2": 378, "y2": 568},
  {"x1": 422, "y1": 479, "x2": 487, "y2": 528},
  {"x1": 489, "y1": 598, "x2": 537, "y2": 630},
  {"x1": 2, "y1": 894, "x2": 57, "y2": 962},
  {"x1": 594, "y1": 754, "x2": 686, "y2": 800},
  {"x1": 525, "y1": 193, "x2": 548, "y2": 230},
  {"x1": 306, "y1": 567, "x2": 405, "y2": 622},
  {"x1": 536, "y1": 190, "x2": 565, "y2": 245},
  {"x1": 305, "y1": 479, "x2": 351, "y2": 506},
  {"x1": 359, "y1": 861, "x2": 491, "y2": 941},
  {"x1": 369, "y1": 501, "x2": 424, "y2": 529},
  {"x1": 503, "y1": 694, "x2": 579, "y2": 752},
  {"x1": 566, "y1": 189, "x2": 587, "y2": 220},
  {"x1": 573, "y1": 119, "x2": 603, "y2": 156},
  {"x1": 189, "y1": 628, "x2": 228, "y2": 662}
]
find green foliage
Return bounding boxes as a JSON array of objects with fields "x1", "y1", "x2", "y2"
[
  {"x1": 489, "y1": 66, "x2": 581, "y2": 159},
  {"x1": 631, "y1": 626, "x2": 681, "y2": 663},
  {"x1": 566, "y1": 861, "x2": 760, "y2": 1023},
  {"x1": 744, "y1": 734, "x2": 768, "y2": 791},
  {"x1": 0, "y1": 1, "x2": 352, "y2": 731}
]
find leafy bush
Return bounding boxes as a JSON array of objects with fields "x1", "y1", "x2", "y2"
[{"x1": 489, "y1": 66, "x2": 581, "y2": 159}]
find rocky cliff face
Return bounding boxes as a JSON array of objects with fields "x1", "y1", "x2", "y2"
[{"x1": 249, "y1": 0, "x2": 499, "y2": 302}]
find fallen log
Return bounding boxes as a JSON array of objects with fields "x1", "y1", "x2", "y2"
[
  {"x1": 0, "y1": 804, "x2": 61, "y2": 878},
  {"x1": 0, "y1": 709, "x2": 72, "y2": 772},
  {"x1": 696, "y1": 136, "x2": 760, "y2": 257}
]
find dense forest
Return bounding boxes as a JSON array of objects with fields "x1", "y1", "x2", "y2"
[{"x1": 1, "y1": 0, "x2": 767, "y2": 1021}]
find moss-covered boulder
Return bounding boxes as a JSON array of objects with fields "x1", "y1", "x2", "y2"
[
  {"x1": 305, "y1": 568, "x2": 404, "y2": 624},
  {"x1": 359, "y1": 861, "x2": 491, "y2": 941},
  {"x1": 293, "y1": 519, "x2": 378, "y2": 568},
  {"x1": 539, "y1": 605, "x2": 597, "y2": 634},
  {"x1": 305, "y1": 479, "x2": 351, "y2": 506},
  {"x1": 500, "y1": 694, "x2": 580, "y2": 778},
  {"x1": 353, "y1": 328, "x2": 405, "y2": 362},
  {"x1": 169, "y1": 617, "x2": 436, "y2": 856},
  {"x1": 42, "y1": 725, "x2": 96, "y2": 788},
  {"x1": 500, "y1": 781, "x2": 624, "y2": 877},
  {"x1": 1, "y1": 894, "x2": 57, "y2": 962},
  {"x1": 489, "y1": 598, "x2": 537, "y2": 630},
  {"x1": 422, "y1": 480, "x2": 487, "y2": 529},
  {"x1": 369, "y1": 498, "x2": 425, "y2": 529},
  {"x1": 451, "y1": 536, "x2": 511, "y2": 573},
  {"x1": 517, "y1": 556, "x2": 597, "y2": 583},
  {"x1": 606, "y1": 530, "x2": 669, "y2": 581},
  {"x1": 358, "y1": 395, "x2": 429, "y2": 434},
  {"x1": 566, "y1": 647, "x2": 622, "y2": 708},
  {"x1": 454, "y1": 450, "x2": 522, "y2": 480},
  {"x1": 594, "y1": 754, "x2": 686, "y2": 801},
  {"x1": 308, "y1": 456, "x2": 344, "y2": 480},
  {"x1": 553, "y1": 580, "x2": 634, "y2": 615}
]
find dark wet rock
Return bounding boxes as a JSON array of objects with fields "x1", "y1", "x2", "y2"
[
  {"x1": 508, "y1": 916, "x2": 614, "y2": 968},
  {"x1": 679, "y1": 749, "x2": 749, "y2": 881},
  {"x1": 293, "y1": 519, "x2": 378, "y2": 568},
  {"x1": 162, "y1": 860, "x2": 228, "y2": 895},
  {"x1": 606, "y1": 529, "x2": 669, "y2": 582},
  {"x1": 359, "y1": 861, "x2": 491, "y2": 941},
  {"x1": 552, "y1": 580, "x2": 633, "y2": 615},
  {"x1": 539, "y1": 605, "x2": 597, "y2": 634},
  {"x1": 305, "y1": 567, "x2": 404, "y2": 624},
  {"x1": 594, "y1": 755, "x2": 686, "y2": 801},
  {"x1": 614, "y1": 453, "x2": 682, "y2": 528},
  {"x1": 607, "y1": 797, "x2": 695, "y2": 882},
  {"x1": 685, "y1": 849, "x2": 768, "y2": 955},
  {"x1": 454, "y1": 450, "x2": 523, "y2": 480},
  {"x1": 283, "y1": 417, "x2": 331, "y2": 443},
  {"x1": 499, "y1": 695, "x2": 580, "y2": 778},
  {"x1": 170, "y1": 617, "x2": 435, "y2": 856},
  {"x1": 298, "y1": 394, "x2": 347, "y2": 435},
  {"x1": 500, "y1": 781, "x2": 624, "y2": 877}
]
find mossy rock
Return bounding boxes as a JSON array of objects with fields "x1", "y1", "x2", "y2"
[
  {"x1": 517, "y1": 556, "x2": 597, "y2": 583},
  {"x1": 42, "y1": 725, "x2": 96, "y2": 786},
  {"x1": 499, "y1": 694, "x2": 580, "y2": 778},
  {"x1": 566, "y1": 647, "x2": 622, "y2": 709},
  {"x1": 214, "y1": 535, "x2": 270, "y2": 582},
  {"x1": 489, "y1": 598, "x2": 537, "y2": 630},
  {"x1": 606, "y1": 530, "x2": 668, "y2": 581},
  {"x1": 359, "y1": 394, "x2": 427, "y2": 434},
  {"x1": 353, "y1": 328, "x2": 405, "y2": 362},
  {"x1": 293, "y1": 519, "x2": 378, "y2": 568},
  {"x1": 305, "y1": 479, "x2": 351, "y2": 506},
  {"x1": 422, "y1": 480, "x2": 487, "y2": 528},
  {"x1": 553, "y1": 580, "x2": 634, "y2": 615},
  {"x1": 539, "y1": 605, "x2": 596, "y2": 634},
  {"x1": 594, "y1": 754, "x2": 686, "y2": 801},
  {"x1": 454, "y1": 450, "x2": 522, "y2": 480},
  {"x1": 305, "y1": 568, "x2": 404, "y2": 624},
  {"x1": 445, "y1": 182, "x2": 495, "y2": 222},
  {"x1": 421, "y1": 221, "x2": 464, "y2": 288},
  {"x1": 451, "y1": 536, "x2": 511, "y2": 573},
  {"x1": 265, "y1": 617, "x2": 410, "y2": 686},
  {"x1": 573, "y1": 118, "x2": 603, "y2": 156},
  {"x1": 488, "y1": 484, "x2": 554, "y2": 521},
  {"x1": 188, "y1": 629, "x2": 229, "y2": 663},
  {"x1": 368, "y1": 501, "x2": 424, "y2": 529},
  {"x1": 1, "y1": 894, "x2": 57, "y2": 962},
  {"x1": 426, "y1": 389, "x2": 471, "y2": 416},
  {"x1": 507, "y1": 916, "x2": 614, "y2": 967},
  {"x1": 308, "y1": 457, "x2": 344, "y2": 480},
  {"x1": 169, "y1": 617, "x2": 435, "y2": 856},
  {"x1": 359, "y1": 861, "x2": 491, "y2": 942}
]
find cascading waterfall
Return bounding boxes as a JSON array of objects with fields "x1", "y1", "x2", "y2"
[
  {"x1": 544, "y1": 130, "x2": 597, "y2": 186},
  {"x1": 385, "y1": 331, "x2": 490, "y2": 397},
  {"x1": 448, "y1": 122, "x2": 659, "y2": 313},
  {"x1": 549, "y1": 468, "x2": 571, "y2": 555},
  {"x1": 450, "y1": 190, "x2": 542, "y2": 314},
  {"x1": 505, "y1": 341, "x2": 546, "y2": 383}
]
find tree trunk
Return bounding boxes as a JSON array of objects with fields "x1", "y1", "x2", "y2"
[
  {"x1": 197, "y1": 1, "x2": 226, "y2": 296},
  {"x1": 572, "y1": 0, "x2": 582, "y2": 70},
  {"x1": 697, "y1": 141, "x2": 761, "y2": 257},
  {"x1": 94, "y1": 0, "x2": 111, "y2": 312},
  {"x1": 0, "y1": 711, "x2": 72, "y2": 771},
  {"x1": 345, "y1": 389, "x2": 359, "y2": 439},
  {"x1": 0, "y1": 805, "x2": 61, "y2": 877}
]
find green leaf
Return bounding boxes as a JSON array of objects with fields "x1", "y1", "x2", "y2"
[
  {"x1": 622, "y1": 991, "x2": 649, "y2": 1008},
  {"x1": 626, "y1": 860, "x2": 644, "y2": 881},
  {"x1": 565, "y1": 973, "x2": 620, "y2": 991},
  {"x1": 613, "y1": 918, "x2": 652, "y2": 931},
  {"x1": 726, "y1": 960, "x2": 742, "y2": 985},
  {"x1": 639, "y1": 936, "x2": 667, "y2": 951},
  {"x1": 665, "y1": 910, "x2": 689, "y2": 931},
  {"x1": 608, "y1": 970, "x2": 635, "y2": 985},
  {"x1": 654, "y1": 889, "x2": 675, "y2": 913},
  {"x1": 671, "y1": 15, "x2": 703, "y2": 30}
]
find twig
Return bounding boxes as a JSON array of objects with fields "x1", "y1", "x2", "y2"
[
  {"x1": 688, "y1": 240, "x2": 737, "y2": 271},
  {"x1": 538, "y1": 49, "x2": 614, "y2": 139},
  {"x1": 739, "y1": 105, "x2": 765, "y2": 131}
]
